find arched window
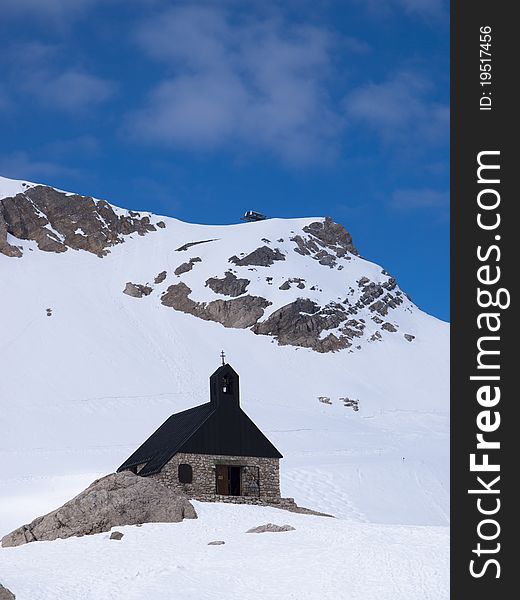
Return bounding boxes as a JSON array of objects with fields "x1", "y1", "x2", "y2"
[{"x1": 178, "y1": 463, "x2": 193, "y2": 484}]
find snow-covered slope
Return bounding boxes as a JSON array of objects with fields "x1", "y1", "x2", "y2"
[
  {"x1": 0, "y1": 502, "x2": 448, "y2": 600},
  {"x1": 0, "y1": 175, "x2": 449, "y2": 599},
  {"x1": 0, "y1": 175, "x2": 37, "y2": 197}
]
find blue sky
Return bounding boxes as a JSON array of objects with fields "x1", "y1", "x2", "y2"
[{"x1": 0, "y1": 0, "x2": 449, "y2": 321}]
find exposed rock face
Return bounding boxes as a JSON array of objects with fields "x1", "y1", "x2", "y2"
[
  {"x1": 303, "y1": 217, "x2": 358, "y2": 255},
  {"x1": 109, "y1": 531, "x2": 124, "y2": 540},
  {"x1": 291, "y1": 217, "x2": 358, "y2": 268},
  {"x1": 246, "y1": 523, "x2": 296, "y2": 533},
  {"x1": 202, "y1": 296, "x2": 271, "y2": 329},
  {"x1": 0, "y1": 472, "x2": 196, "y2": 547},
  {"x1": 208, "y1": 540, "x2": 225, "y2": 545},
  {"x1": 0, "y1": 206, "x2": 22, "y2": 257},
  {"x1": 253, "y1": 299, "x2": 366, "y2": 353},
  {"x1": 279, "y1": 278, "x2": 305, "y2": 290},
  {"x1": 161, "y1": 282, "x2": 270, "y2": 328},
  {"x1": 174, "y1": 257, "x2": 201, "y2": 276},
  {"x1": 123, "y1": 282, "x2": 153, "y2": 298},
  {"x1": 0, "y1": 584, "x2": 16, "y2": 600},
  {"x1": 161, "y1": 282, "x2": 198, "y2": 313},
  {"x1": 341, "y1": 397, "x2": 360, "y2": 411},
  {"x1": 229, "y1": 246, "x2": 285, "y2": 267},
  {"x1": 206, "y1": 272, "x2": 250, "y2": 297},
  {"x1": 154, "y1": 271, "x2": 167, "y2": 284},
  {"x1": 1, "y1": 181, "x2": 412, "y2": 353},
  {"x1": 404, "y1": 334, "x2": 416, "y2": 342},
  {"x1": 355, "y1": 276, "x2": 404, "y2": 316},
  {"x1": 0, "y1": 185, "x2": 157, "y2": 258}
]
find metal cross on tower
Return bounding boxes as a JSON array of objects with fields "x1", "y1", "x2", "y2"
[{"x1": 220, "y1": 350, "x2": 226, "y2": 365}]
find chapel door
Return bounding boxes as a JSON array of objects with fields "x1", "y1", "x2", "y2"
[{"x1": 216, "y1": 465, "x2": 229, "y2": 495}]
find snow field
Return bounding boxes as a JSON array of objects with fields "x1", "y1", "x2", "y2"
[
  {"x1": 0, "y1": 502, "x2": 448, "y2": 600},
  {"x1": 0, "y1": 176, "x2": 449, "y2": 598}
]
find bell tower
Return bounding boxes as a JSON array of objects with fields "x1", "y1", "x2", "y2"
[{"x1": 210, "y1": 358, "x2": 240, "y2": 409}]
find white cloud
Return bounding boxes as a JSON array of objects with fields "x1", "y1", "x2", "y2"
[
  {"x1": 344, "y1": 71, "x2": 448, "y2": 146},
  {"x1": 128, "y1": 6, "x2": 343, "y2": 165},
  {"x1": 0, "y1": 138, "x2": 98, "y2": 184},
  {"x1": 0, "y1": 151, "x2": 80, "y2": 181},
  {"x1": 30, "y1": 70, "x2": 115, "y2": 112},
  {"x1": 5, "y1": 42, "x2": 116, "y2": 113}
]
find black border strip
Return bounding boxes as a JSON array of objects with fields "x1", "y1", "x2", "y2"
[{"x1": 451, "y1": 1, "x2": 514, "y2": 596}]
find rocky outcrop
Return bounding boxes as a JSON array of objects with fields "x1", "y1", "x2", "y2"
[
  {"x1": 253, "y1": 299, "x2": 365, "y2": 353},
  {"x1": 161, "y1": 282, "x2": 198, "y2": 313},
  {"x1": 279, "y1": 278, "x2": 305, "y2": 290},
  {"x1": 0, "y1": 185, "x2": 157, "y2": 257},
  {"x1": 109, "y1": 531, "x2": 124, "y2": 540},
  {"x1": 161, "y1": 282, "x2": 373, "y2": 351},
  {"x1": 355, "y1": 276, "x2": 404, "y2": 316},
  {"x1": 0, "y1": 584, "x2": 15, "y2": 600},
  {"x1": 341, "y1": 397, "x2": 360, "y2": 411},
  {"x1": 174, "y1": 257, "x2": 201, "y2": 275},
  {"x1": 0, "y1": 472, "x2": 196, "y2": 547},
  {"x1": 202, "y1": 297, "x2": 270, "y2": 328},
  {"x1": 154, "y1": 271, "x2": 167, "y2": 284},
  {"x1": 291, "y1": 234, "x2": 334, "y2": 266},
  {"x1": 139, "y1": 239, "x2": 404, "y2": 353},
  {"x1": 303, "y1": 217, "x2": 358, "y2": 255},
  {"x1": 291, "y1": 217, "x2": 358, "y2": 268},
  {"x1": 229, "y1": 246, "x2": 285, "y2": 267},
  {"x1": 161, "y1": 282, "x2": 270, "y2": 328},
  {"x1": 246, "y1": 523, "x2": 295, "y2": 533},
  {"x1": 161, "y1": 276, "x2": 388, "y2": 352},
  {"x1": 1, "y1": 179, "x2": 414, "y2": 354},
  {"x1": 206, "y1": 272, "x2": 250, "y2": 297},
  {"x1": 123, "y1": 282, "x2": 153, "y2": 298},
  {"x1": 0, "y1": 206, "x2": 22, "y2": 257}
]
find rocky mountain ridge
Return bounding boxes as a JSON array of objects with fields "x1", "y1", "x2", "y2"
[
  {"x1": 1, "y1": 175, "x2": 417, "y2": 353},
  {"x1": 0, "y1": 181, "x2": 163, "y2": 258}
]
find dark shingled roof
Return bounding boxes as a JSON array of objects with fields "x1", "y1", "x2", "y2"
[
  {"x1": 117, "y1": 402, "x2": 215, "y2": 476},
  {"x1": 117, "y1": 363, "x2": 282, "y2": 476}
]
